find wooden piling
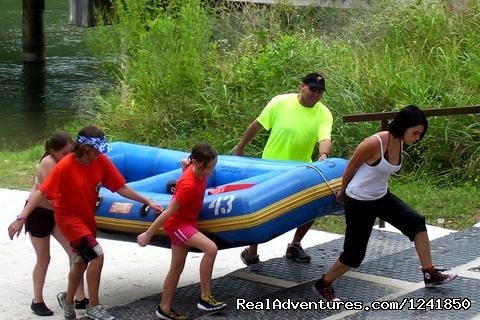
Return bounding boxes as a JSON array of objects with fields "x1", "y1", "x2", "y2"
[
  {"x1": 70, "y1": 0, "x2": 112, "y2": 27},
  {"x1": 22, "y1": 0, "x2": 45, "y2": 63},
  {"x1": 70, "y1": 0, "x2": 94, "y2": 27}
]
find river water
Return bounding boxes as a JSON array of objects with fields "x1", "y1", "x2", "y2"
[{"x1": 0, "y1": 0, "x2": 111, "y2": 151}]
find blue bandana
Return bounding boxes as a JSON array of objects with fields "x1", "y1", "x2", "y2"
[{"x1": 77, "y1": 135, "x2": 109, "y2": 153}]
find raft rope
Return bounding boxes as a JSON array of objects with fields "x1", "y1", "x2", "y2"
[{"x1": 300, "y1": 164, "x2": 337, "y2": 196}]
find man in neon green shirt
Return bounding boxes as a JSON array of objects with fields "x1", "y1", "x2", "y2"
[{"x1": 232, "y1": 72, "x2": 333, "y2": 265}]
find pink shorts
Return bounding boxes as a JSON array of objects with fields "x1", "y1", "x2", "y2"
[{"x1": 166, "y1": 225, "x2": 198, "y2": 247}]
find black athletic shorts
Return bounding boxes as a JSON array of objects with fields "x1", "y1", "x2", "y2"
[{"x1": 25, "y1": 206, "x2": 55, "y2": 238}]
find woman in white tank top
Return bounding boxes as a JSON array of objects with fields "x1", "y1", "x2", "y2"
[{"x1": 312, "y1": 105, "x2": 456, "y2": 302}]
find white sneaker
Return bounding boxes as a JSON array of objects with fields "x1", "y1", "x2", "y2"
[
  {"x1": 56, "y1": 292, "x2": 77, "y2": 320},
  {"x1": 85, "y1": 304, "x2": 115, "y2": 320}
]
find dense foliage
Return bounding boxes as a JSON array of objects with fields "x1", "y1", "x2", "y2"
[{"x1": 86, "y1": 0, "x2": 480, "y2": 184}]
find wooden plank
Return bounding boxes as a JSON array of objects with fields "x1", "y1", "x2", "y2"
[
  {"x1": 343, "y1": 105, "x2": 480, "y2": 123},
  {"x1": 227, "y1": 0, "x2": 357, "y2": 8}
]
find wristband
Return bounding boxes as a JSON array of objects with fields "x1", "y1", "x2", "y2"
[{"x1": 16, "y1": 215, "x2": 26, "y2": 222}]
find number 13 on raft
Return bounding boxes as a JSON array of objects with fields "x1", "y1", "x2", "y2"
[{"x1": 208, "y1": 195, "x2": 235, "y2": 216}]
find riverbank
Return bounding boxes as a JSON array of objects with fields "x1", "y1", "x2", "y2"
[{"x1": 0, "y1": 0, "x2": 111, "y2": 151}]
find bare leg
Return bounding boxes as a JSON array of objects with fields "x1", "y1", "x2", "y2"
[
  {"x1": 292, "y1": 220, "x2": 314, "y2": 243},
  {"x1": 185, "y1": 232, "x2": 218, "y2": 297},
  {"x1": 323, "y1": 259, "x2": 351, "y2": 284},
  {"x1": 413, "y1": 231, "x2": 456, "y2": 286},
  {"x1": 66, "y1": 259, "x2": 87, "y2": 305},
  {"x1": 247, "y1": 244, "x2": 258, "y2": 256},
  {"x1": 85, "y1": 255, "x2": 104, "y2": 306},
  {"x1": 413, "y1": 231, "x2": 433, "y2": 268},
  {"x1": 160, "y1": 245, "x2": 189, "y2": 312},
  {"x1": 53, "y1": 226, "x2": 87, "y2": 300},
  {"x1": 30, "y1": 235, "x2": 51, "y2": 303}
]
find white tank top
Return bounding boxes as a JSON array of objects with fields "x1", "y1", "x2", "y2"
[{"x1": 346, "y1": 134, "x2": 402, "y2": 200}]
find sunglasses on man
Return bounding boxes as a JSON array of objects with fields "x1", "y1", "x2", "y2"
[{"x1": 308, "y1": 85, "x2": 325, "y2": 93}]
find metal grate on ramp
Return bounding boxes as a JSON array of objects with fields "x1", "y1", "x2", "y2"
[{"x1": 103, "y1": 227, "x2": 480, "y2": 319}]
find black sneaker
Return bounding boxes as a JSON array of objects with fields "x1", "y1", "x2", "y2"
[
  {"x1": 31, "y1": 300, "x2": 54, "y2": 316},
  {"x1": 75, "y1": 297, "x2": 89, "y2": 309},
  {"x1": 240, "y1": 248, "x2": 259, "y2": 266},
  {"x1": 197, "y1": 293, "x2": 227, "y2": 311},
  {"x1": 155, "y1": 306, "x2": 187, "y2": 320},
  {"x1": 423, "y1": 266, "x2": 457, "y2": 287},
  {"x1": 285, "y1": 243, "x2": 311, "y2": 263},
  {"x1": 313, "y1": 277, "x2": 341, "y2": 301}
]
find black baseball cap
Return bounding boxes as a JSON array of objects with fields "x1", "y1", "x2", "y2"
[{"x1": 302, "y1": 72, "x2": 326, "y2": 93}]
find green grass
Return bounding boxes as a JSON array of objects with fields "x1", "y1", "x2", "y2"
[
  {"x1": 83, "y1": 0, "x2": 480, "y2": 184},
  {"x1": 313, "y1": 215, "x2": 346, "y2": 235},
  {"x1": 389, "y1": 178, "x2": 480, "y2": 230},
  {"x1": 0, "y1": 147, "x2": 43, "y2": 190}
]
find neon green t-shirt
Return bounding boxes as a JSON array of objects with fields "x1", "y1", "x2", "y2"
[{"x1": 257, "y1": 93, "x2": 333, "y2": 162}]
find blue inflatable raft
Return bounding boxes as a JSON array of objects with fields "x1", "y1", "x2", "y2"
[{"x1": 96, "y1": 142, "x2": 347, "y2": 249}]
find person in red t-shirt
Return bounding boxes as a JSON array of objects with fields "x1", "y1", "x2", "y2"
[
  {"x1": 9, "y1": 131, "x2": 88, "y2": 317},
  {"x1": 137, "y1": 142, "x2": 226, "y2": 320},
  {"x1": 9, "y1": 126, "x2": 162, "y2": 320}
]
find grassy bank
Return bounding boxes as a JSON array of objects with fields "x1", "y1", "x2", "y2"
[
  {"x1": 0, "y1": 147, "x2": 42, "y2": 190},
  {"x1": 1, "y1": 148, "x2": 478, "y2": 234},
  {"x1": 83, "y1": 0, "x2": 479, "y2": 185},
  {"x1": 75, "y1": 0, "x2": 480, "y2": 233}
]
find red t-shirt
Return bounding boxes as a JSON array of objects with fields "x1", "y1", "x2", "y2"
[
  {"x1": 39, "y1": 153, "x2": 125, "y2": 242},
  {"x1": 163, "y1": 165, "x2": 207, "y2": 233}
]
